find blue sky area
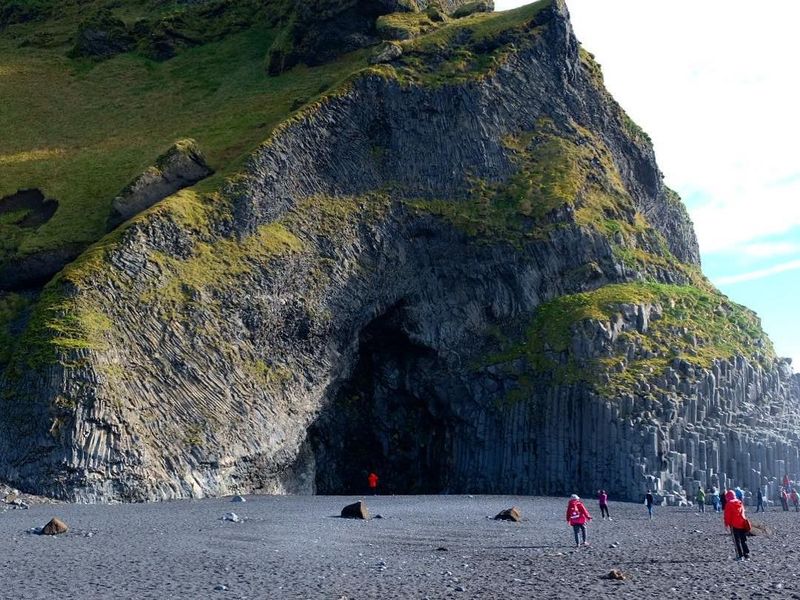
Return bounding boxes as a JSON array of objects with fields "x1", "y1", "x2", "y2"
[{"x1": 496, "y1": 0, "x2": 800, "y2": 366}]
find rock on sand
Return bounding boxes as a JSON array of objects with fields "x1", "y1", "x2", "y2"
[
  {"x1": 341, "y1": 501, "x2": 369, "y2": 520},
  {"x1": 40, "y1": 518, "x2": 68, "y2": 536},
  {"x1": 494, "y1": 507, "x2": 522, "y2": 522}
]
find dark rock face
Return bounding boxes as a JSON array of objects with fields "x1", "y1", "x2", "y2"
[
  {"x1": 452, "y1": 2, "x2": 494, "y2": 19},
  {"x1": 0, "y1": 0, "x2": 796, "y2": 504},
  {"x1": 0, "y1": 245, "x2": 84, "y2": 291},
  {"x1": 0, "y1": 189, "x2": 58, "y2": 229},
  {"x1": 70, "y1": 10, "x2": 135, "y2": 59},
  {"x1": 108, "y1": 140, "x2": 213, "y2": 230}
]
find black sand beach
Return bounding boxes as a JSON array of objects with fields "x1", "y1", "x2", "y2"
[{"x1": 1, "y1": 495, "x2": 797, "y2": 599}]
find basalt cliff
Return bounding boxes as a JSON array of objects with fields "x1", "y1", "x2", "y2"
[{"x1": 0, "y1": 0, "x2": 798, "y2": 502}]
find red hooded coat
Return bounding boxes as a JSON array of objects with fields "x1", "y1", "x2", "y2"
[
  {"x1": 723, "y1": 490, "x2": 748, "y2": 530},
  {"x1": 566, "y1": 499, "x2": 591, "y2": 525}
]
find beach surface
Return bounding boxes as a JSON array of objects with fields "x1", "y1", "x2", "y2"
[{"x1": 0, "y1": 495, "x2": 796, "y2": 599}]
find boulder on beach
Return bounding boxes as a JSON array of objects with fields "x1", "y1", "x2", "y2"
[
  {"x1": 230, "y1": 495, "x2": 246, "y2": 503},
  {"x1": 494, "y1": 507, "x2": 522, "y2": 522},
  {"x1": 40, "y1": 518, "x2": 68, "y2": 536},
  {"x1": 341, "y1": 501, "x2": 369, "y2": 520},
  {"x1": 602, "y1": 570, "x2": 626, "y2": 581}
]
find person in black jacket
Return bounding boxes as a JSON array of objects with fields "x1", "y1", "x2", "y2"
[{"x1": 645, "y1": 490, "x2": 654, "y2": 519}]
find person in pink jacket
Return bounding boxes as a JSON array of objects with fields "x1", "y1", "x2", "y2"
[{"x1": 566, "y1": 494, "x2": 592, "y2": 547}]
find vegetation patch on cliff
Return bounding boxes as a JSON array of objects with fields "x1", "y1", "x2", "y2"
[
  {"x1": 145, "y1": 222, "x2": 304, "y2": 307},
  {"x1": 410, "y1": 118, "x2": 676, "y2": 274},
  {"x1": 484, "y1": 282, "x2": 774, "y2": 400},
  {"x1": 382, "y1": 0, "x2": 551, "y2": 87}
]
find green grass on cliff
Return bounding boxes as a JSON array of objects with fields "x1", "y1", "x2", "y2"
[
  {"x1": 410, "y1": 119, "x2": 667, "y2": 253},
  {"x1": 485, "y1": 282, "x2": 774, "y2": 400},
  {"x1": 0, "y1": 3, "x2": 365, "y2": 261},
  {"x1": 379, "y1": 0, "x2": 551, "y2": 87}
]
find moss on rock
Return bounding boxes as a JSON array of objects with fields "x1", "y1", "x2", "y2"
[{"x1": 484, "y1": 282, "x2": 775, "y2": 400}]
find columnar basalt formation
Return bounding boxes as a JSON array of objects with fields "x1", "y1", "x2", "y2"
[{"x1": 0, "y1": 0, "x2": 796, "y2": 503}]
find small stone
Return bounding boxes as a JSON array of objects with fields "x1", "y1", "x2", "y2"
[
  {"x1": 230, "y1": 496, "x2": 246, "y2": 503},
  {"x1": 341, "y1": 501, "x2": 369, "y2": 520},
  {"x1": 436, "y1": 547, "x2": 448, "y2": 552},
  {"x1": 40, "y1": 518, "x2": 68, "y2": 536},
  {"x1": 374, "y1": 514, "x2": 383, "y2": 519},
  {"x1": 454, "y1": 586, "x2": 465, "y2": 592},
  {"x1": 214, "y1": 584, "x2": 228, "y2": 591},
  {"x1": 602, "y1": 570, "x2": 626, "y2": 581},
  {"x1": 221, "y1": 512, "x2": 241, "y2": 523}
]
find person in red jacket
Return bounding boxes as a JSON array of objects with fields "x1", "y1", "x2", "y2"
[
  {"x1": 723, "y1": 489, "x2": 751, "y2": 560},
  {"x1": 566, "y1": 494, "x2": 592, "y2": 547},
  {"x1": 367, "y1": 472, "x2": 379, "y2": 495}
]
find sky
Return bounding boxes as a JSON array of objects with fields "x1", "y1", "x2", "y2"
[{"x1": 495, "y1": 0, "x2": 800, "y2": 367}]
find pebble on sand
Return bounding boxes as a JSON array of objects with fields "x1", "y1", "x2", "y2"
[
  {"x1": 230, "y1": 496, "x2": 246, "y2": 503},
  {"x1": 341, "y1": 501, "x2": 369, "y2": 520},
  {"x1": 221, "y1": 512, "x2": 241, "y2": 523},
  {"x1": 40, "y1": 518, "x2": 68, "y2": 536},
  {"x1": 602, "y1": 570, "x2": 626, "y2": 581}
]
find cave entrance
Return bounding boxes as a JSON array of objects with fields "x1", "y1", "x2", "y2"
[{"x1": 309, "y1": 304, "x2": 451, "y2": 495}]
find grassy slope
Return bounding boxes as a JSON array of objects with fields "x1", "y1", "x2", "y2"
[
  {"x1": 0, "y1": 2, "x2": 364, "y2": 258},
  {"x1": 0, "y1": 0, "x2": 552, "y2": 260}
]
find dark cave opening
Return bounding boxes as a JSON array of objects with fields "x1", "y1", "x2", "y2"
[{"x1": 309, "y1": 305, "x2": 452, "y2": 495}]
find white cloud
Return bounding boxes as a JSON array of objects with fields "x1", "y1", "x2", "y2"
[
  {"x1": 738, "y1": 241, "x2": 800, "y2": 260},
  {"x1": 714, "y1": 258, "x2": 800, "y2": 286},
  {"x1": 496, "y1": 0, "x2": 800, "y2": 255}
]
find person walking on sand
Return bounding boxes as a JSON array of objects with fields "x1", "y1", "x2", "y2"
[
  {"x1": 367, "y1": 472, "x2": 379, "y2": 495},
  {"x1": 566, "y1": 494, "x2": 592, "y2": 547},
  {"x1": 645, "y1": 490, "x2": 655, "y2": 519},
  {"x1": 711, "y1": 488, "x2": 721, "y2": 513},
  {"x1": 598, "y1": 490, "x2": 610, "y2": 520},
  {"x1": 781, "y1": 487, "x2": 790, "y2": 511},
  {"x1": 696, "y1": 487, "x2": 706, "y2": 513},
  {"x1": 756, "y1": 487, "x2": 765, "y2": 513},
  {"x1": 723, "y1": 489, "x2": 751, "y2": 561},
  {"x1": 734, "y1": 487, "x2": 744, "y2": 501},
  {"x1": 791, "y1": 488, "x2": 800, "y2": 512}
]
